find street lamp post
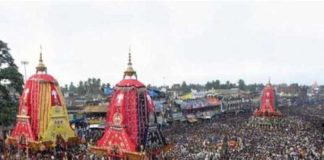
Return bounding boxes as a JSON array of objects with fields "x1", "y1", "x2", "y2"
[{"x1": 21, "y1": 61, "x2": 29, "y2": 81}]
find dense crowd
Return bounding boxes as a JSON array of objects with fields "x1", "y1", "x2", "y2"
[
  {"x1": 1, "y1": 105, "x2": 323, "y2": 159},
  {"x1": 160, "y1": 105, "x2": 324, "y2": 160},
  {"x1": 75, "y1": 127, "x2": 104, "y2": 144},
  {"x1": 0, "y1": 125, "x2": 105, "y2": 159},
  {"x1": 1, "y1": 138, "x2": 109, "y2": 160}
]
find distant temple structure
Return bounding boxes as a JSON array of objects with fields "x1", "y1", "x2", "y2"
[
  {"x1": 8, "y1": 49, "x2": 76, "y2": 149},
  {"x1": 253, "y1": 80, "x2": 282, "y2": 117},
  {"x1": 250, "y1": 80, "x2": 282, "y2": 128},
  {"x1": 91, "y1": 50, "x2": 166, "y2": 159}
]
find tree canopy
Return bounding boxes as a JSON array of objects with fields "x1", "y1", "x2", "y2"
[
  {"x1": 63, "y1": 78, "x2": 108, "y2": 99},
  {"x1": 0, "y1": 40, "x2": 24, "y2": 126},
  {"x1": 238, "y1": 79, "x2": 246, "y2": 90}
]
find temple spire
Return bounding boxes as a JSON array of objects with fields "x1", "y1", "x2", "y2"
[
  {"x1": 128, "y1": 47, "x2": 132, "y2": 66},
  {"x1": 123, "y1": 48, "x2": 137, "y2": 79},
  {"x1": 36, "y1": 45, "x2": 47, "y2": 73},
  {"x1": 268, "y1": 77, "x2": 271, "y2": 85},
  {"x1": 39, "y1": 45, "x2": 43, "y2": 62}
]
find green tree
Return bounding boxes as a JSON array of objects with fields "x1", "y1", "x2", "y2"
[
  {"x1": 205, "y1": 81, "x2": 212, "y2": 90},
  {"x1": 94, "y1": 78, "x2": 101, "y2": 95},
  {"x1": 181, "y1": 81, "x2": 191, "y2": 93},
  {"x1": 77, "y1": 81, "x2": 86, "y2": 95},
  {"x1": 189, "y1": 83, "x2": 204, "y2": 91},
  {"x1": 0, "y1": 40, "x2": 24, "y2": 126},
  {"x1": 214, "y1": 80, "x2": 220, "y2": 89},
  {"x1": 205, "y1": 80, "x2": 221, "y2": 90},
  {"x1": 68, "y1": 82, "x2": 76, "y2": 93},
  {"x1": 225, "y1": 81, "x2": 231, "y2": 89},
  {"x1": 62, "y1": 84, "x2": 68, "y2": 93},
  {"x1": 238, "y1": 79, "x2": 246, "y2": 90}
]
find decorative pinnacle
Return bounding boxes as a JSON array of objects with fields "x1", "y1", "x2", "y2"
[
  {"x1": 123, "y1": 48, "x2": 137, "y2": 79},
  {"x1": 36, "y1": 45, "x2": 47, "y2": 73},
  {"x1": 128, "y1": 48, "x2": 132, "y2": 66},
  {"x1": 267, "y1": 77, "x2": 272, "y2": 87},
  {"x1": 39, "y1": 45, "x2": 43, "y2": 63}
]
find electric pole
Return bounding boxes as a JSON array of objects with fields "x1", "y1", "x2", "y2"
[{"x1": 21, "y1": 61, "x2": 29, "y2": 81}]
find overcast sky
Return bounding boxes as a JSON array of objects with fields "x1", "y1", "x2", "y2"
[{"x1": 1, "y1": 0, "x2": 324, "y2": 86}]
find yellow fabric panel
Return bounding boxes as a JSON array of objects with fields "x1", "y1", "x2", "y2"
[
  {"x1": 41, "y1": 107, "x2": 76, "y2": 142},
  {"x1": 40, "y1": 84, "x2": 76, "y2": 142},
  {"x1": 55, "y1": 86, "x2": 68, "y2": 115},
  {"x1": 38, "y1": 83, "x2": 44, "y2": 136},
  {"x1": 38, "y1": 83, "x2": 51, "y2": 137},
  {"x1": 44, "y1": 83, "x2": 51, "y2": 135}
]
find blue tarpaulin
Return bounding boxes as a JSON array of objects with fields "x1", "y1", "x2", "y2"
[
  {"x1": 148, "y1": 88, "x2": 160, "y2": 98},
  {"x1": 70, "y1": 117, "x2": 86, "y2": 123},
  {"x1": 103, "y1": 87, "x2": 113, "y2": 95},
  {"x1": 153, "y1": 100, "x2": 165, "y2": 112}
]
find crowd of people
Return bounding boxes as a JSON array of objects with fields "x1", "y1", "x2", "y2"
[
  {"x1": 75, "y1": 126, "x2": 104, "y2": 144},
  {"x1": 160, "y1": 105, "x2": 324, "y2": 160},
  {"x1": 1, "y1": 104, "x2": 323, "y2": 159},
  {"x1": 1, "y1": 140, "x2": 110, "y2": 160}
]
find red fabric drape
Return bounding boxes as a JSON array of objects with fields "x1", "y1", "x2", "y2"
[
  {"x1": 17, "y1": 74, "x2": 57, "y2": 140},
  {"x1": 145, "y1": 91, "x2": 155, "y2": 113},
  {"x1": 29, "y1": 79, "x2": 40, "y2": 138},
  {"x1": 11, "y1": 118, "x2": 35, "y2": 142},
  {"x1": 125, "y1": 89, "x2": 139, "y2": 147},
  {"x1": 50, "y1": 83, "x2": 62, "y2": 106},
  {"x1": 97, "y1": 89, "x2": 137, "y2": 152},
  {"x1": 259, "y1": 85, "x2": 276, "y2": 113}
]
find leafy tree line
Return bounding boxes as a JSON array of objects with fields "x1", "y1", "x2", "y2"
[
  {"x1": 63, "y1": 78, "x2": 249, "y2": 96},
  {"x1": 205, "y1": 80, "x2": 237, "y2": 90},
  {"x1": 0, "y1": 40, "x2": 24, "y2": 127},
  {"x1": 62, "y1": 78, "x2": 110, "y2": 97},
  {"x1": 62, "y1": 78, "x2": 306, "y2": 99},
  {"x1": 168, "y1": 79, "x2": 264, "y2": 94}
]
